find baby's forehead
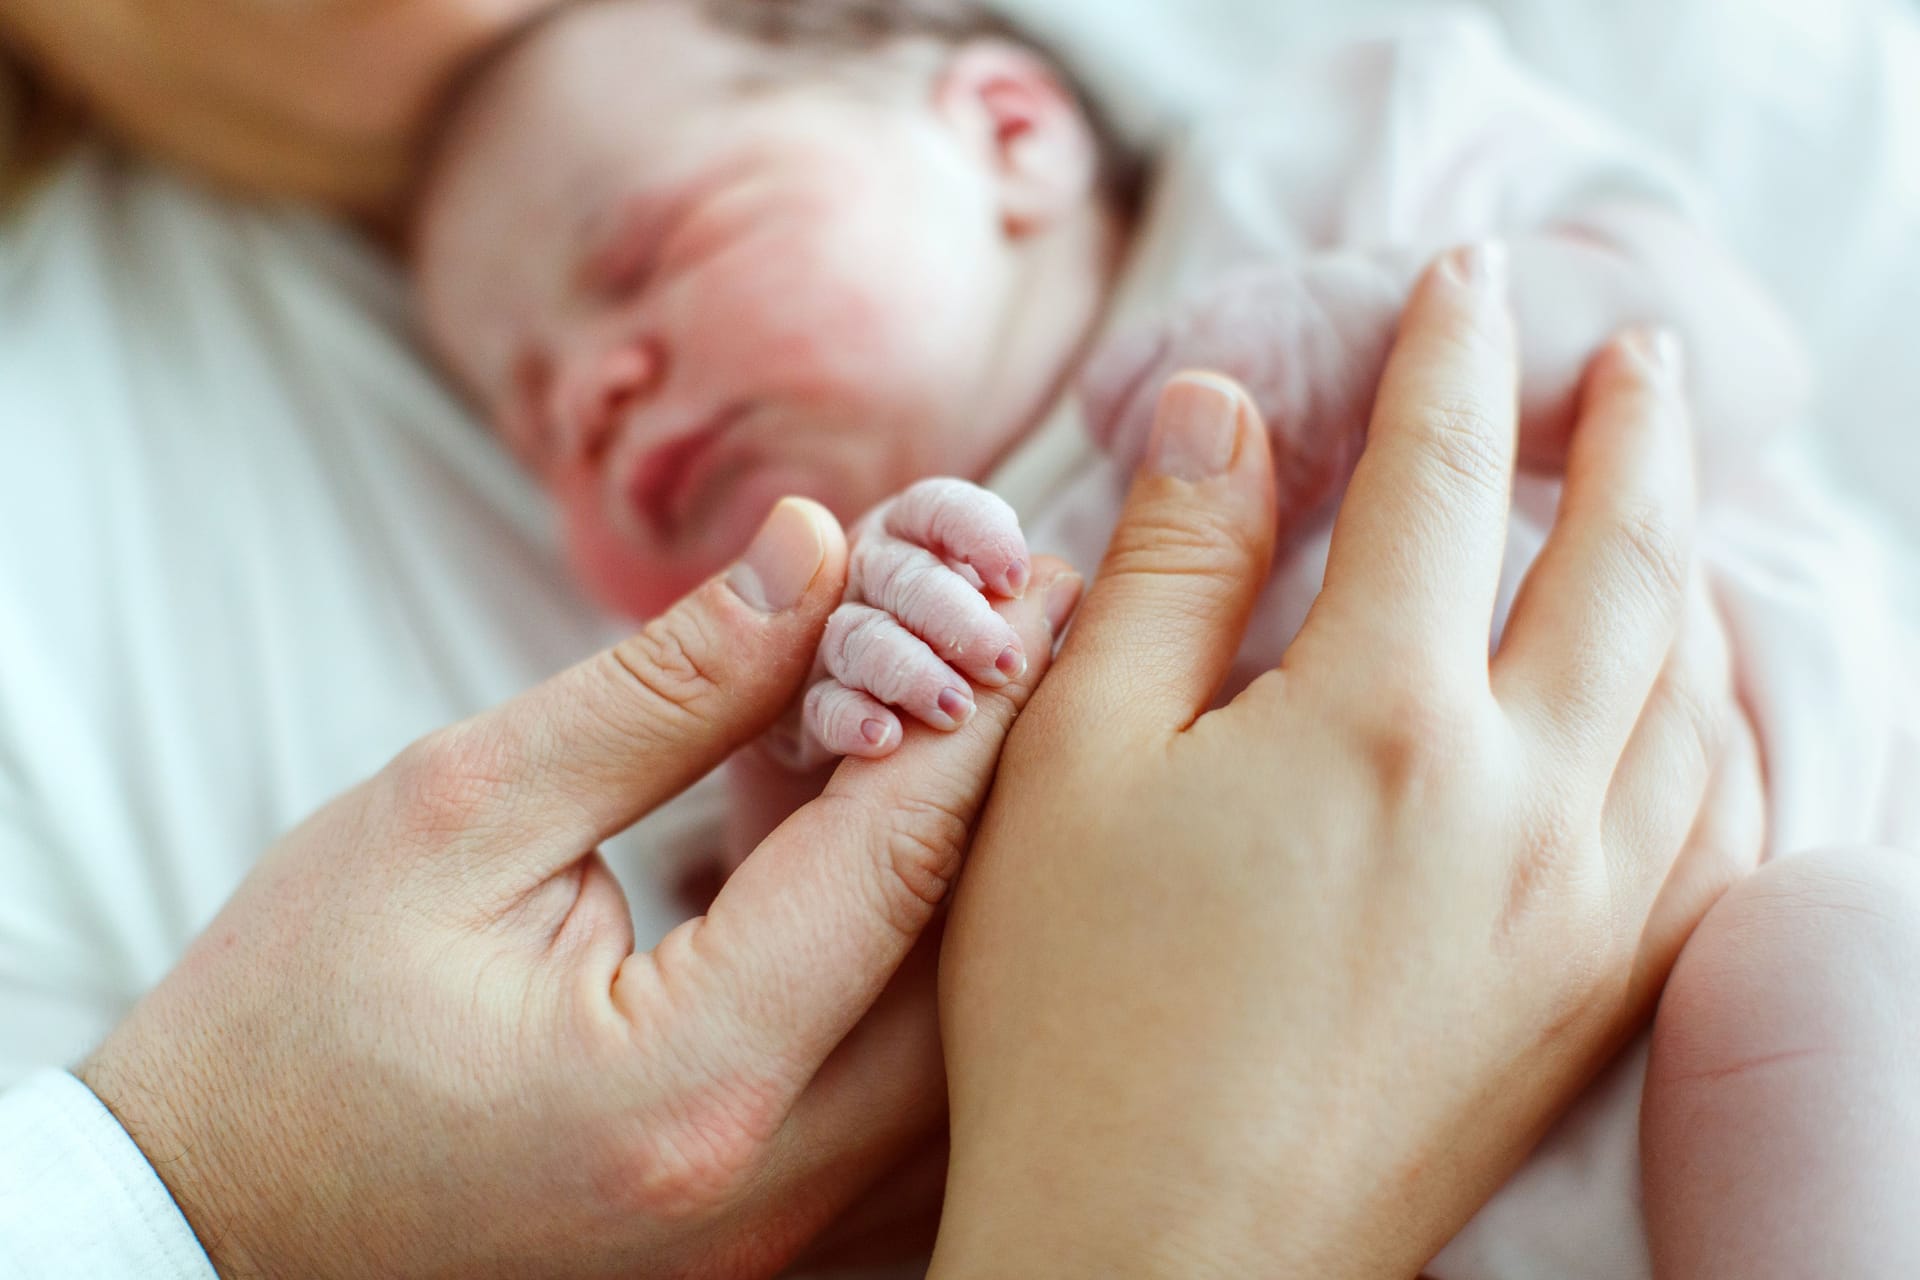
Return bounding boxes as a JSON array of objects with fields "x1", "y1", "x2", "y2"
[{"x1": 495, "y1": 2, "x2": 765, "y2": 120}]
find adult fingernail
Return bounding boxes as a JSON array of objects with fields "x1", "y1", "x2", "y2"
[
  {"x1": 937, "y1": 687, "x2": 975, "y2": 728},
  {"x1": 861, "y1": 719, "x2": 893, "y2": 748},
  {"x1": 727, "y1": 498, "x2": 827, "y2": 613},
  {"x1": 1441, "y1": 240, "x2": 1508, "y2": 297},
  {"x1": 1044, "y1": 572, "x2": 1084, "y2": 635},
  {"x1": 1624, "y1": 326, "x2": 1685, "y2": 387},
  {"x1": 1147, "y1": 373, "x2": 1244, "y2": 481}
]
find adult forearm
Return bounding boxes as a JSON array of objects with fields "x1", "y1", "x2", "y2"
[{"x1": 0, "y1": 0, "x2": 554, "y2": 217}]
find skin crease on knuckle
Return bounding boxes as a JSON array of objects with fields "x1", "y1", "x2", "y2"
[
  {"x1": 1355, "y1": 688, "x2": 1486, "y2": 819},
  {"x1": 877, "y1": 790, "x2": 978, "y2": 936},
  {"x1": 384, "y1": 725, "x2": 525, "y2": 850},
  {"x1": 1100, "y1": 496, "x2": 1267, "y2": 590},
  {"x1": 1498, "y1": 793, "x2": 1610, "y2": 972},
  {"x1": 1593, "y1": 501, "x2": 1692, "y2": 624},
  {"x1": 1410, "y1": 397, "x2": 1514, "y2": 512},
  {"x1": 597, "y1": 1071, "x2": 792, "y2": 1229},
  {"x1": 611, "y1": 601, "x2": 738, "y2": 733}
]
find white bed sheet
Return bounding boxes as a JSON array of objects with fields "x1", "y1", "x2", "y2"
[
  {"x1": 0, "y1": 2, "x2": 1915, "y2": 1273},
  {"x1": 1005, "y1": 0, "x2": 1920, "y2": 608}
]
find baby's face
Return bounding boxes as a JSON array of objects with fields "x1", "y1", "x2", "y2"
[{"x1": 415, "y1": 1, "x2": 1098, "y2": 617}]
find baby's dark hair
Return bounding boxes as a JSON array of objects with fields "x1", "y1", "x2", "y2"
[{"x1": 413, "y1": 0, "x2": 1147, "y2": 227}]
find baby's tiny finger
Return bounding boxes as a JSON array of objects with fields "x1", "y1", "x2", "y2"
[
  {"x1": 853, "y1": 536, "x2": 1026, "y2": 687},
  {"x1": 805, "y1": 680, "x2": 903, "y2": 759},
  {"x1": 882, "y1": 479, "x2": 1031, "y2": 598},
  {"x1": 823, "y1": 605, "x2": 977, "y2": 732}
]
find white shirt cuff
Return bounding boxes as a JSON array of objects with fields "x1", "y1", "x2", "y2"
[{"x1": 0, "y1": 1069, "x2": 217, "y2": 1279}]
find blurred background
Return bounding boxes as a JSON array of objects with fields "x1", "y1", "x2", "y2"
[{"x1": 1, "y1": 0, "x2": 1914, "y2": 582}]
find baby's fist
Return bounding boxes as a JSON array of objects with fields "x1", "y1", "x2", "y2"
[{"x1": 805, "y1": 478, "x2": 1032, "y2": 759}]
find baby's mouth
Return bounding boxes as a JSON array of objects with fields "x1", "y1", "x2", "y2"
[{"x1": 625, "y1": 405, "x2": 749, "y2": 541}]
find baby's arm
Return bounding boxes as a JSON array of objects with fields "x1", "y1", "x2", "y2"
[{"x1": 1085, "y1": 201, "x2": 1810, "y2": 529}]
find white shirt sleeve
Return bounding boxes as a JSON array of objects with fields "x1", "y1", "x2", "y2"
[{"x1": 0, "y1": 1070, "x2": 216, "y2": 1280}]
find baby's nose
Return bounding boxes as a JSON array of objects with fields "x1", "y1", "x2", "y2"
[{"x1": 555, "y1": 339, "x2": 667, "y2": 463}]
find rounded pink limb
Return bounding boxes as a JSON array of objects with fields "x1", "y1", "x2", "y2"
[{"x1": 1643, "y1": 846, "x2": 1920, "y2": 1279}]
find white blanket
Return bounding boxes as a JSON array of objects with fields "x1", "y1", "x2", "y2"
[
  {"x1": 0, "y1": 0, "x2": 1915, "y2": 1269},
  {"x1": 1003, "y1": 0, "x2": 1920, "y2": 609}
]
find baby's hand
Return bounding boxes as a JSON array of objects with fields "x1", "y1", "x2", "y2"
[
  {"x1": 804, "y1": 478, "x2": 1032, "y2": 760},
  {"x1": 1082, "y1": 257, "x2": 1398, "y2": 539}
]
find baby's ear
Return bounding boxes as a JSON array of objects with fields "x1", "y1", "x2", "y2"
[{"x1": 934, "y1": 40, "x2": 1098, "y2": 239}]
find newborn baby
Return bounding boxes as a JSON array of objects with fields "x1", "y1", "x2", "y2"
[{"x1": 411, "y1": 1, "x2": 1920, "y2": 1274}]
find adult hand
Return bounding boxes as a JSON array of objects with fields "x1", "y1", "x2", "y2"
[
  {"x1": 931, "y1": 246, "x2": 1760, "y2": 1278},
  {"x1": 0, "y1": 0, "x2": 555, "y2": 216},
  {"x1": 77, "y1": 497, "x2": 1080, "y2": 1279}
]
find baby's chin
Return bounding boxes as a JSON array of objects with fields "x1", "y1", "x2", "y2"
[
  {"x1": 568, "y1": 541, "x2": 712, "y2": 622},
  {"x1": 568, "y1": 464, "x2": 856, "y2": 621}
]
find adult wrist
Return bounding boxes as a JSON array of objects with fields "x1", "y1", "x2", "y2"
[
  {"x1": 78, "y1": 1031, "x2": 277, "y2": 1279},
  {"x1": 927, "y1": 1132, "x2": 1280, "y2": 1280}
]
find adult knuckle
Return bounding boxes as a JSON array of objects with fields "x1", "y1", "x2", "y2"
[
  {"x1": 1498, "y1": 801, "x2": 1592, "y2": 939},
  {"x1": 874, "y1": 791, "x2": 975, "y2": 935},
  {"x1": 1598, "y1": 502, "x2": 1690, "y2": 615},
  {"x1": 600, "y1": 1077, "x2": 786, "y2": 1224},
  {"x1": 1362, "y1": 685, "x2": 1479, "y2": 800},
  {"x1": 612, "y1": 609, "x2": 730, "y2": 719},
  {"x1": 384, "y1": 727, "x2": 515, "y2": 844},
  {"x1": 1415, "y1": 397, "x2": 1510, "y2": 507},
  {"x1": 1106, "y1": 498, "x2": 1260, "y2": 583}
]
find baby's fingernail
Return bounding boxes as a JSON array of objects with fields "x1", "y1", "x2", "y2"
[
  {"x1": 1006, "y1": 559, "x2": 1031, "y2": 598},
  {"x1": 996, "y1": 646, "x2": 1027, "y2": 680},
  {"x1": 937, "y1": 688, "x2": 975, "y2": 728},
  {"x1": 1148, "y1": 373, "x2": 1244, "y2": 481},
  {"x1": 727, "y1": 499, "x2": 828, "y2": 614},
  {"x1": 1044, "y1": 572, "x2": 1084, "y2": 635},
  {"x1": 861, "y1": 719, "x2": 893, "y2": 748},
  {"x1": 1440, "y1": 240, "x2": 1508, "y2": 298}
]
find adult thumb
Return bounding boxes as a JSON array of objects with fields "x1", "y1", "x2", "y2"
[
  {"x1": 396, "y1": 498, "x2": 848, "y2": 881},
  {"x1": 630, "y1": 557, "x2": 1080, "y2": 1087}
]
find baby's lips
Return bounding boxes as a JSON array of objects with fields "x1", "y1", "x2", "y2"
[{"x1": 1079, "y1": 326, "x2": 1174, "y2": 460}]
